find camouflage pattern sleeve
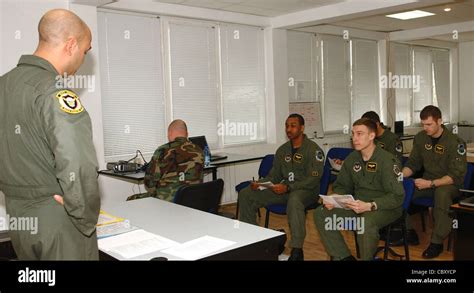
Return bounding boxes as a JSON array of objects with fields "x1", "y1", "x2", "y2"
[{"x1": 144, "y1": 147, "x2": 163, "y2": 194}]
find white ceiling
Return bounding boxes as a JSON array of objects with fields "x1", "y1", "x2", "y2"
[
  {"x1": 324, "y1": 0, "x2": 474, "y2": 33},
  {"x1": 153, "y1": 0, "x2": 345, "y2": 17}
]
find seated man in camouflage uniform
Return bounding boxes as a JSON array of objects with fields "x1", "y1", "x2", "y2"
[{"x1": 127, "y1": 120, "x2": 204, "y2": 201}]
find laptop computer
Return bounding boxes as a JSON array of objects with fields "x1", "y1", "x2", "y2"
[{"x1": 188, "y1": 136, "x2": 228, "y2": 162}]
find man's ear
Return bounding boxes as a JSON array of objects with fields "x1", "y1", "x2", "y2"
[
  {"x1": 301, "y1": 124, "x2": 305, "y2": 133},
  {"x1": 64, "y1": 37, "x2": 78, "y2": 56},
  {"x1": 437, "y1": 118, "x2": 443, "y2": 126},
  {"x1": 369, "y1": 131, "x2": 376, "y2": 141}
]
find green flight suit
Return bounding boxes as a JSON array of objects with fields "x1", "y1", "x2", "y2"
[
  {"x1": 405, "y1": 126, "x2": 467, "y2": 244},
  {"x1": 314, "y1": 146, "x2": 404, "y2": 260},
  {"x1": 238, "y1": 135, "x2": 324, "y2": 249},
  {"x1": 0, "y1": 55, "x2": 100, "y2": 260},
  {"x1": 376, "y1": 127, "x2": 403, "y2": 161},
  {"x1": 127, "y1": 137, "x2": 204, "y2": 202}
]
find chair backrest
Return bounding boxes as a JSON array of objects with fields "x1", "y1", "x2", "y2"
[
  {"x1": 402, "y1": 178, "x2": 415, "y2": 211},
  {"x1": 320, "y1": 147, "x2": 354, "y2": 195},
  {"x1": 258, "y1": 154, "x2": 274, "y2": 179},
  {"x1": 173, "y1": 179, "x2": 224, "y2": 214},
  {"x1": 463, "y1": 163, "x2": 474, "y2": 190}
]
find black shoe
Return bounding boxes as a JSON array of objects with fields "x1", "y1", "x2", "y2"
[
  {"x1": 340, "y1": 255, "x2": 357, "y2": 261},
  {"x1": 388, "y1": 229, "x2": 419, "y2": 246},
  {"x1": 422, "y1": 243, "x2": 443, "y2": 259},
  {"x1": 288, "y1": 248, "x2": 304, "y2": 261}
]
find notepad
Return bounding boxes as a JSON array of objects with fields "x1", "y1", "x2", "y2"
[{"x1": 319, "y1": 194, "x2": 355, "y2": 209}]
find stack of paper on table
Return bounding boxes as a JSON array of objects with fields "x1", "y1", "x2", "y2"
[
  {"x1": 161, "y1": 235, "x2": 236, "y2": 260},
  {"x1": 319, "y1": 194, "x2": 355, "y2": 209},
  {"x1": 98, "y1": 229, "x2": 179, "y2": 259}
]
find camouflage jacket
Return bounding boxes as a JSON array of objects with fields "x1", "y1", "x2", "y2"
[{"x1": 128, "y1": 137, "x2": 204, "y2": 201}]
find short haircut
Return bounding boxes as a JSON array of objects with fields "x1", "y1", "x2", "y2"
[
  {"x1": 420, "y1": 105, "x2": 442, "y2": 121},
  {"x1": 353, "y1": 118, "x2": 377, "y2": 134},
  {"x1": 361, "y1": 111, "x2": 380, "y2": 124},
  {"x1": 168, "y1": 119, "x2": 187, "y2": 132},
  {"x1": 287, "y1": 113, "x2": 305, "y2": 126}
]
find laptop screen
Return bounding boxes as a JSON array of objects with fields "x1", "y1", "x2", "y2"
[{"x1": 188, "y1": 136, "x2": 211, "y2": 155}]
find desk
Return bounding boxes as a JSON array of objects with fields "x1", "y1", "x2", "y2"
[
  {"x1": 98, "y1": 153, "x2": 265, "y2": 182},
  {"x1": 99, "y1": 198, "x2": 284, "y2": 260},
  {"x1": 451, "y1": 203, "x2": 474, "y2": 260},
  {"x1": 99, "y1": 165, "x2": 218, "y2": 182}
]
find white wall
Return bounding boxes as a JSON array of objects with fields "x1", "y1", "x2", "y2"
[{"x1": 459, "y1": 41, "x2": 474, "y2": 124}]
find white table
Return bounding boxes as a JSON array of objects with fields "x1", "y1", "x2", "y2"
[{"x1": 99, "y1": 198, "x2": 284, "y2": 260}]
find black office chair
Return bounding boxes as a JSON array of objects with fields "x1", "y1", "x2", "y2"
[{"x1": 173, "y1": 179, "x2": 224, "y2": 215}]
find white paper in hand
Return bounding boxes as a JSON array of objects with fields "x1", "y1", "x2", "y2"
[{"x1": 319, "y1": 194, "x2": 355, "y2": 209}]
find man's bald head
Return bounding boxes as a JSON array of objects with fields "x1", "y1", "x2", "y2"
[
  {"x1": 38, "y1": 9, "x2": 90, "y2": 47},
  {"x1": 168, "y1": 120, "x2": 188, "y2": 142}
]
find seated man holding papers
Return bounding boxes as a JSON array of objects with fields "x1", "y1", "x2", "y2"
[{"x1": 314, "y1": 118, "x2": 404, "y2": 260}]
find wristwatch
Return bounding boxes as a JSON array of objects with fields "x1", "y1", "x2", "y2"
[
  {"x1": 430, "y1": 180, "x2": 436, "y2": 189},
  {"x1": 370, "y1": 201, "x2": 377, "y2": 211}
]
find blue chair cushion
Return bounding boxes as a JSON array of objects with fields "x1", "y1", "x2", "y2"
[
  {"x1": 235, "y1": 181, "x2": 251, "y2": 193},
  {"x1": 265, "y1": 204, "x2": 287, "y2": 215},
  {"x1": 412, "y1": 196, "x2": 433, "y2": 207}
]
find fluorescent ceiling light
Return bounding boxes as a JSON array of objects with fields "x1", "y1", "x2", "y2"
[{"x1": 386, "y1": 10, "x2": 435, "y2": 20}]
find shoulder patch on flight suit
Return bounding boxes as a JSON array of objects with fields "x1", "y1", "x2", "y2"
[
  {"x1": 285, "y1": 154, "x2": 292, "y2": 162},
  {"x1": 434, "y1": 144, "x2": 444, "y2": 154},
  {"x1": 366, "y1": 162, "x2": 377, "y2": 172},
  {"x1": 425, "y1": 143, "x2": 432, "y2": 151},
  {"x1": 353, "y1": 162, "x2": 362, "y2": 172},
  {"x1": 457, "y1": 143, "x2": 466, "y2": 156},
  {"x1": 379, "y1": 142, "x2": 385, "y2": 149},
  {"x1": 312, "y1": 171, "x2": 319, "y2": 177},
  {"x1": 315, "y1": 150, "x2": 324, "y2": 162},
  {"x1": 395, "y1": 142, "x2": 403, "y2": 153},
  {"x1": 293, "y1": 153, "x2": 303, "y2": 163},
  {"x1": 55, "y1": 90, "x2": 84, "y2": 114}
]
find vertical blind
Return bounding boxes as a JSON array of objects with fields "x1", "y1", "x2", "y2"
[
  {"x1": 98, "y1": 12, "x2": 165, "y2": 160},
  {"x1": 168, "y1": 21, "x2": 219, "y2": 147},
  {"x1": 351, "y1": 39, "x2": 380, "y2": 121},
  {"x1": 220, "y1": 24, "x2": 266, "y2": 145},
  {"x1": 321, "y1": 34, "x2": 351, "y2": 133}
]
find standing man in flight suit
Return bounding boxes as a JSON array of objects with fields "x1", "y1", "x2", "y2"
[
  {"x1": 402, "y1": 105, "x2": 466, "y2": 259},
  {"x1": 362, "y1": 111, "x2": 403, "y2": 161},
  {"x1": 314, "y1": 118, "x2": 404, "y2": 260},
  {"x1": 238, "y1": 113, "x2": 325, "y2": 261},
  {"x1": 0, "y1": 9, "x2": 100, "y2": 260}
]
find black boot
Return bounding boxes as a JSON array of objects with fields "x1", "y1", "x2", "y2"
[
  {"x1": 422, "y1": 243, "x2": 443, "y2": 259},
  {"x1": 288, "y1": 248, "x2": 304, "y2": 261},
  {"x1": 340, "y1": 255, "x2": 357, "y2": 261}
]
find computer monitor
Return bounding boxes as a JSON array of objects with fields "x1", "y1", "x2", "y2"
[
  {"x1": 188, "y1": 136, "x2": 209, "y2": 155},
  {"x1": 188, "y1": 136, "x2": 228, "y2": 162},
  {"x1": 395, "y1": 121, "x2": 404, "y2": 136}
]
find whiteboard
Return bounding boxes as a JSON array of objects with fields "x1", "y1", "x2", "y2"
[{"x1": 289, "y1": 102, "x2": 324, "y2": 139}]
